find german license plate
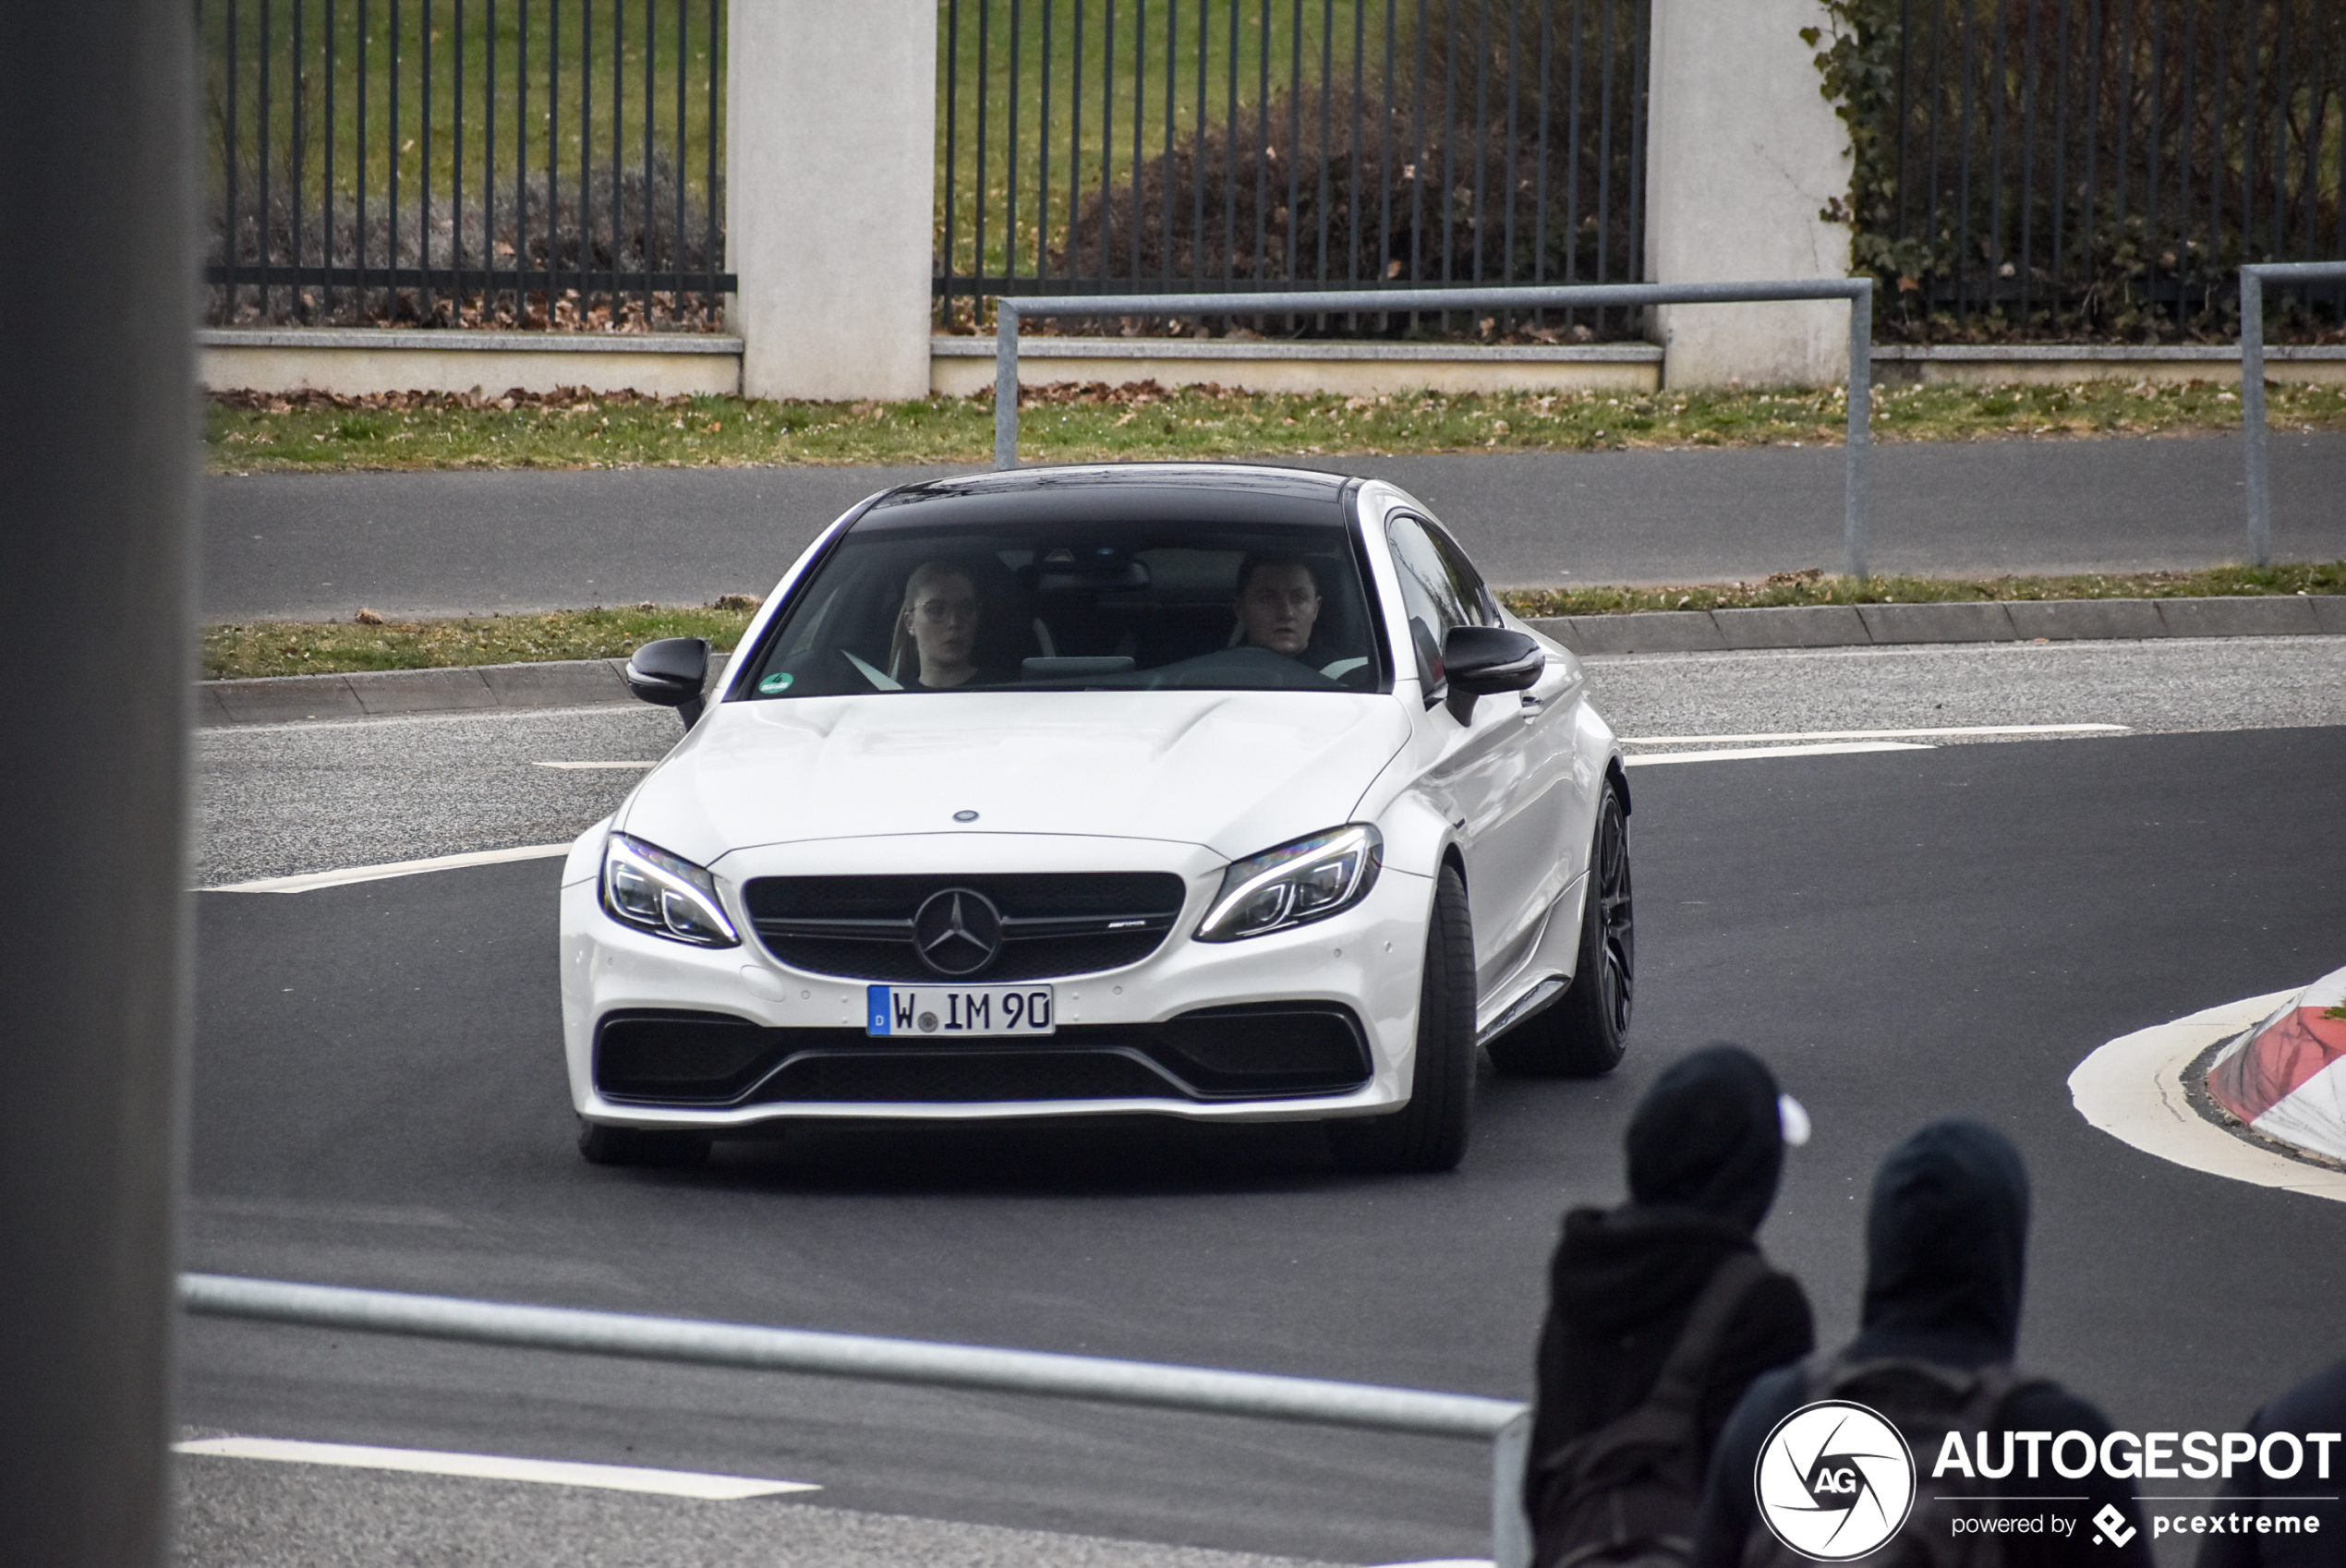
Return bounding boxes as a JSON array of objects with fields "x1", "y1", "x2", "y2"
[{"x1": 866, "y1": 983, "x2": 1057, "y2": 1037}]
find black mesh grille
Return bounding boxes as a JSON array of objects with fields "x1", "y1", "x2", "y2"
[
  {"x1": 594, "y1": 1012, "x2": 785, "y2": 1104},
  {"x1": 744, "y1": 872, "x2": 1189, "y2": 983},
  {"x1": 1147, "y1": 1006, "x2": 1374, "y2": 1095}
]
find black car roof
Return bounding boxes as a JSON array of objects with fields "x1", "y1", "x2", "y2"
[{"x1": 853, "y1": 463, "x2": 1354, "y2": 534}]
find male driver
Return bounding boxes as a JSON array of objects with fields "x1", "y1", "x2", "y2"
[{"x1": 1235, "y1": 553, "x2": 1322, "y2": 657}]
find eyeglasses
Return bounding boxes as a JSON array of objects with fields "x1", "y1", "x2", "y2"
[{"x1": 913, "y1": 598, "x2": 979, "y2": 625}]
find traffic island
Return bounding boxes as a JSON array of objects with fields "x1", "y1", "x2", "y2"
[
  {"x1": 2070, "y1": 971, "x2": 2346, "y2": 1202},
  {"x1": 2201, "y1": 965, "x2": 2346, "y2": 1167}
]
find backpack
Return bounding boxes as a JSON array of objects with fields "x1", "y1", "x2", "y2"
[
  {"x1": 1737, "y1": 1356, "x2": 2051, "y2": 1568},
  {"x1": 1529, "y1": 1249, "x2": 1774, "y2": 1568}
]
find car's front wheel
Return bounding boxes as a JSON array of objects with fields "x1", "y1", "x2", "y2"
[
  {"x1": 577, "y1": 1119, "x2": 711, "y2": 1168},
  {"x1": 1328, "y1": 862, "x2": 1476, "y2": 1175},
  {"x1": 1487, "y1": 781, "x2": 1633, "y2": 1078}
]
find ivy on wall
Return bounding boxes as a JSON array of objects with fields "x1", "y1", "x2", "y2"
[{"x1": 1804, "y1": 0, "x2": 2344, "y2": 343}]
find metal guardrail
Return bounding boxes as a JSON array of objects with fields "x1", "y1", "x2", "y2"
[
  {"x1": 993, "y1": 279, "x2": 1879, "y2": 579},
  {"x1": 180, "y1": 1272, "x2": 1535, "y2": 1567},
  {"x1": 2239, "y1": 260, "x2": 2346, "y2": 569}
]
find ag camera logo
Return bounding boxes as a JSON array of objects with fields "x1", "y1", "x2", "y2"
[{"x1": 1756, "y1": 1400, "x2": 1917, "y2": 1561}]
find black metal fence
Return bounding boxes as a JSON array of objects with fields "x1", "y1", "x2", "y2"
[
  {"x1": 934, "y1": 0, "x2": 1652, "y2": 337},
  {"x1": 1829, "y1": 0, "x2": 2346, "y2": 340},
  {"x1": 202, "y1": 0, "x2": 732, "y2": 330}
]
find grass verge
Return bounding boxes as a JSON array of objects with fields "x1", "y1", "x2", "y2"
[
  {"x1": 203, "y1": 566, "x2": 2345, "y2": 681},
  {"x1": 203, "y1": 601, "x2": 758, "y2": 681},
  {"x1": 1505, "y1": 561, "x2": 2346, "y2": 617},
  {"x1": 206, "y1": 377, "x2": 2346, "y2": 474}
]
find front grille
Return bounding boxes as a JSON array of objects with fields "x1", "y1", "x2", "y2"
[
  {"x1": 591, "y1": 1005, "x2": 1373, "y2": 1107},
  {"x1": 744, "y1": 872, "x2": 1189, "y2": 983},
  {"x1": 1145, "y1": 1005, "x2": 1374, "y2": 1095},
  {"x1": 594, "y1": 1011, "x2": 784, "y2": 1104}
]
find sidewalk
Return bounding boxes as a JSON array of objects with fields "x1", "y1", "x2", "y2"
[{"x1": 201, "y1": 432, "x2": 2346, "y2": 622}]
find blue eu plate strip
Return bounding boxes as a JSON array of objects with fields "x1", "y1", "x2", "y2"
[{"x1": 866, "y1": 985, "x2": 891, "y2": 1034}]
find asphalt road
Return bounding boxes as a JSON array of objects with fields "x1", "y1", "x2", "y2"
[
  {"x1": 200, "y1": 431, "x2": 2346, "y2": 621},
  {"x1": 194, "y1": 634, "x2": 2346, "y2": 887},
  {"x1": 183, "y1": 658, "x2": 2346, "y2": 1565}
]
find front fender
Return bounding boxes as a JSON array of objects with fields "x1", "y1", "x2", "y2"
[{"x1": 1350, "y1": 748, "x2": 1464, "y2": 887}]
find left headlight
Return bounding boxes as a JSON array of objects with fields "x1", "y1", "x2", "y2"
[
  {"x1": 1195, "y1": 824, "x2": 1382, "y2": 943},
  {"x1": 600, "y1": 832, "x2": 741, "y2": 947}
]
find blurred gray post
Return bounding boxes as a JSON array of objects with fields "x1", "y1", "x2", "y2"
[
  {"x1": 0, "y1": 3, "x2": 197, "y2": 1565},
  {"x1": 2236, "y1": 259, "x2": 2346, "y2": 570},
  {"x1": 1844, "y1": 281, "x2": 1873, "y2": 581},
  {"x1": 2240, "y1": 269, "x2": 2271, "y2": 568},
  {"x1": 993, "y1": 303, "x2": 1023, "y2": 469}
]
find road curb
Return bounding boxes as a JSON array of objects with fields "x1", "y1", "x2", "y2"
[
  {"x1": 197, "y1": 597, "x2": 2339, "y2": 725},
  {"x1": 200, "y1": 652, "x2": 734, "y2": 727},
  {"x1": 1527, "y1": 591, "x2": 2345, "y2": 656}
]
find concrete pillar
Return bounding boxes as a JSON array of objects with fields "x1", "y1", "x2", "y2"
[
  {"x1": 728, "y1": 0, "x2": 937, "y2": 402},
  {"x1": 0, "y1": 1, "x2": 195, "y2": 1564},
  {"x1": 1644, "y1": 0, "x2": 1854, "y2": 387}
]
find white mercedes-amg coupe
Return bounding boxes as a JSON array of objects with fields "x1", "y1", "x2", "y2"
[{"x1": 560, "y1": 463, "x2": 1632, "y2": 1173}]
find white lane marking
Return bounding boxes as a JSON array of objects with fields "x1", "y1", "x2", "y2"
[
  {"x1": 2067, "y1": 990, "x2": 2346, "y2": 1203},
  {"x1": 174, "y1": 1437, "x2": 819, "y2": 1499},
  {"x1": 535, "y1": 759, "x2": 659, "y2": 770},
  {"x1": 1619, "y1": 723, "x2": 2129, "y2": 744},
  {"x1": 1624, "y1": 741, "x2": 1933, "y2": 766},
  {"x1": 1369, "y1": 1561, "x2": 1493, "y2": 1568},
  {"x1": 205, "y1": 842, "x2": 571, "y2": 893}
]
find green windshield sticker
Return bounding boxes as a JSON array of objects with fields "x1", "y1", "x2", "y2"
[{"x1": 757, "y1": 671, "x2": 794, "y2": 694}]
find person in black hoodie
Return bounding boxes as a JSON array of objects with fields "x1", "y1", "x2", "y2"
[
  {"x1": 2196, "y1": 1357, "x2": 2346, "y2": 1568},
  {"x1": 1690, "y1": 1119, "x2": 2152, "y2": 1568},
  {"x1": 1523, "y1": 1043, "x2": 1816, "y2": 1566}
]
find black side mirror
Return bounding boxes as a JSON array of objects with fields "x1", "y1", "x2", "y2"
[
  {"x1": 625, "y1": 636, "x2": 710, "y2": 728},
  {"x1": 1441, "y1": 626, "x2": 1543, "y2": 721}
]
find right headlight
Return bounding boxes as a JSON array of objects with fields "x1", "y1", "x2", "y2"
[
  {"x1": 1194, "y1": 825, "x2": 1382, "y2": 942},
  {"x1": 600, "y1": 832, "x2": 740, "y2": 947}
]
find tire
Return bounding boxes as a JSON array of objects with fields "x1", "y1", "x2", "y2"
[
  {"x1": 576, "y1": 1120, "x2": 711, "y2": 1168},
  {"x1": 1328, "y1": 862, "x2": 1477, "y2": 1175},
  {"x1": 1486, "y1": 782, "x2": 1633, "y2": 1078}
]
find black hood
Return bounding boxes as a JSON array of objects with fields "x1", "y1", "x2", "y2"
[
  {"x1": 1551, "y1": 1203, "x2": 1760, "y2": 1337},
  {"x1": 1858, "y1": 1119, "x2": 2031, "y2": 1357},
  {"x1": 1625, "y1": 1043, "x2": 1785, "y2": 1233}
]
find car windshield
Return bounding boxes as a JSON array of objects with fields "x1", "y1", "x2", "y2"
[{"x1": 736, "y1": 517, "x2": 1387, "y2": 699}]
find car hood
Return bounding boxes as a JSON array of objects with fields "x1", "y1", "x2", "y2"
[{"x1": 620, "y1": 690, "x2": 1410, "y2": 868}]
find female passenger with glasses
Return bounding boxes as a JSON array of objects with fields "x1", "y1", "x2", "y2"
[{"x1": 888, "y1": 561, "x2": 988, "y2": 689}]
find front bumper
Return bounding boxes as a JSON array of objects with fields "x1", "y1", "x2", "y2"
[{"x1": 560, "y1": 832, "x2": 1431, "y2": 1128}]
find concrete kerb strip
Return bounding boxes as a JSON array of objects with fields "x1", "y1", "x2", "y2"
[
  {"x1": 193, "y1": 599, "x2": 2340, "y2": 725},
  {"x1": 1532, "y1": 592, "x2": 2346, "y2": 657},
  {"x1": 200, "y1": 653, "x2": 733, "y2": 727}
]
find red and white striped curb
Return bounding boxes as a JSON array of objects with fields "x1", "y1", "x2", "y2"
[
  {"x1": 2206, "y1": 965, "x2": 2346, "y2": 1164},
  {"x1": 2068, "y1": 989, "x2": 2346, "y2": 1202}
]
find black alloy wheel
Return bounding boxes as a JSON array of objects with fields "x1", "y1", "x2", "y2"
[
  {"x1": 1328, "y1": 862, "x2": 1476, "y2": 1174},
  {"x1": 1486, "y1": 782, "x2": 1633, "y2": 1077}
]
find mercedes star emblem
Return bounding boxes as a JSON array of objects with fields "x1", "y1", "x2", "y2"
[{"x1": 912, "y1": 887, "x2": 1005, "y2": 977}]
